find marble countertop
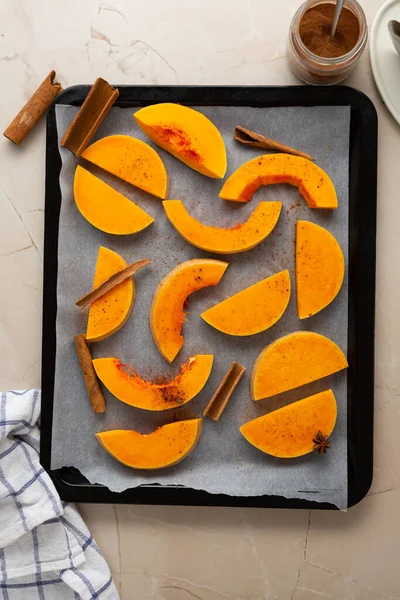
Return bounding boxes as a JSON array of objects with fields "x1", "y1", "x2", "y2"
[{"x1": 1, "y1": 0, "x2": 399, "y2": 598}]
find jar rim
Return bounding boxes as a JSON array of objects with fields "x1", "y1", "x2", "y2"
[{"x1": 293, "y1": 0, "x2": 368, "y2": 65}]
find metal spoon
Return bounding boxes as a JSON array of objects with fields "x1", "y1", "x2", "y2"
[
  {"x1": 388, "y1": 20, "x2": 400, "y2": 57},
  {"x1": 331, "y1": 0, "x2": 345, "y2": 38}
]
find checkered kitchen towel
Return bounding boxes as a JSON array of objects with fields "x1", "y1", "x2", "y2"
[{"x1": 0, "y1": 389, "x2": 119, "y2": 599}]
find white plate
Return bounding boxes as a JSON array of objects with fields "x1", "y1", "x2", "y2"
[{"x1": 371, "y1": 0, "x2": 400, "y2": 124}]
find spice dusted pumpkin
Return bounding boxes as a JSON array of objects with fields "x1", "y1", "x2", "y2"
[
  {"x1": 201, "y1": 270, "x2": 291, "y2": 336},
  {"x1": 86, "y1": 247, "x2": 135, "y2": 342},
  {"x1": 81, "y1": 135, "x2": 168, "y2": 199},
  {"x1": 163, "y1": 200, "x2": 282, "y2": 254},
  {"x1": 96, "y1": 419, "x2": 203, "y2": 469},
  {"x1": 74, "y1": 166, "x2": 154, "y2": 235},
  {"x1": 134, "y1": 103, "x2": 227, "y2": 178},
  {"x1": 240, "y1": 390, "x2": 337, "y2": 458},
  {"x1": 251, "y1": 331, "x2": 348, "y2": 400},
  {"x1": 150, "y1": 259, "x2": 228, "y2": 363},
  {"x1": 93, "y1": 355, "x2": 213, "y2": 411},
  {"x1": 296, "y1": 220, "x2": 345, "y2": 319},
  {"x1": 219, "y1": 154, "x2": 338, "y2": 209}
]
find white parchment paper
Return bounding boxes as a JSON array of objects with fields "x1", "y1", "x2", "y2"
[{"x1": 51, "y1": 103, "x2": 350, "y2": 508}]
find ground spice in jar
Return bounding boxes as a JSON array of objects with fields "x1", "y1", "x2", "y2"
[{"x1": 299, "y1": 3, "x2": 360, "y2": 58}]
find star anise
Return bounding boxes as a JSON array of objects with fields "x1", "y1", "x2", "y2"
[{"x1": 313, "y1": 431, "x2": 330, "y2": 455}]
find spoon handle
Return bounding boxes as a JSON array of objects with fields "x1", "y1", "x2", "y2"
[{"x1": 331, "y1": 0, "x2": 345, "y2": 38}]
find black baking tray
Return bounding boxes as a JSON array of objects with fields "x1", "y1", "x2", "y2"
[{"x1": 40, "y1": 85, "x2": 377, "y2": 509}]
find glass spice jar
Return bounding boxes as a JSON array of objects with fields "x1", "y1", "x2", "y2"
[{"x1": 287, "y1": 0, "x2": 368, "y2": 85}]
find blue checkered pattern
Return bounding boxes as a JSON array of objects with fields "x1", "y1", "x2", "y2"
[{"x1": 0, "y1": 390, "x2": 119, "y2": 599}]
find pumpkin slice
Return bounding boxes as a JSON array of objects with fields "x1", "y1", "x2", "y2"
[
  {"x1": 134, "y1": 103, "x2": 227, "y2": 178},
  {"x1": 93, "y1": 355, "x2": 214, "y2": 410},
  {"x1": 240, "y1": 390, "x2": 337, "y2": 458},
  {"x1": 251, "y1": 331, "x2": 348, "y2": 400},
  {"x1": 150, "y1": 259, "x2": 228, "y2": 363},
  {"x1": 74, "y1": 166, "x2": 154, "y2": 235},
  {"x1": 219, "y1": 154, "x2": 337, "y2": 209},
  {"x1": 296, "y1": 220, "x2": 345, "y2": 319},
  {"x1": 96, "y1": 419, "x2": 202, "y2": 469},
  {"x1": 81, "y1": 135, "x2": 168, "y2": 199},
  {"x1": 163, "y1": 200, "x2": 282, "y2": 254},
  {"x1": 201, "y1": 270, "x2": 291, "y2": 336},
  {"x1": 86, "y1": 247, "x2": 135, "y2": 342}
]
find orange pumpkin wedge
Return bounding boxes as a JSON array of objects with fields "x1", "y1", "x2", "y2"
[
  {"x1": 150, "y1": 259, "x2": 228, "y2": 363},
  {"x1": 81, "y1": 135, "x2": 168, "y2": 199},
  {"x1": 96, "y1": 418, "x2": 202, "y2": 469},
  {"x1": 251, "y1": 331, "x2": 348, "y2": 400},
  {"x1": 74, "y1": 166, "x2": 154, "y2": 235},
  {"x1": 163, "y1": 200, "x2": 282, "y2": 254},
  {"x1": 93, "y1": 355, "x2": 214, "y2": 411},
  {"x1": 240, "y1": 390, "x2": 337, "y2": 458},
  {"x1": 219, "y1": 154, "x2": 337, "y2": 209},
  {"x1": 296, "y1": 220, "x2": 345, "y2": 319},
  {"x1": 134, "y1": 103, "x2": 227, "y2": 178},
  {"x1": 201, "y1": 270, "x2": 291, "y2": 336},
  {"x1": 86, "y1": 247, "x2": 135, "y2": 342}
]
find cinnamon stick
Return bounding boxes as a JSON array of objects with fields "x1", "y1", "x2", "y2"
[
  {"x1": 61, "y1": 77, "x2": 119, "y2": 156},
  {"x1": 76, "y1": 258, "x2": 151, "y2": 311},
  {"x1": 3, "y1": 70, "x2": 63, "y2": 144},
  {"x1": 74, "y1": 334, "x2": 106, "y2": 413},
  {"x1": 203, "y1": 361, "x2": 246, "y2": 421},
  {"x1": 234, "y1": 126, "x2": 313, "y2": 161}
]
